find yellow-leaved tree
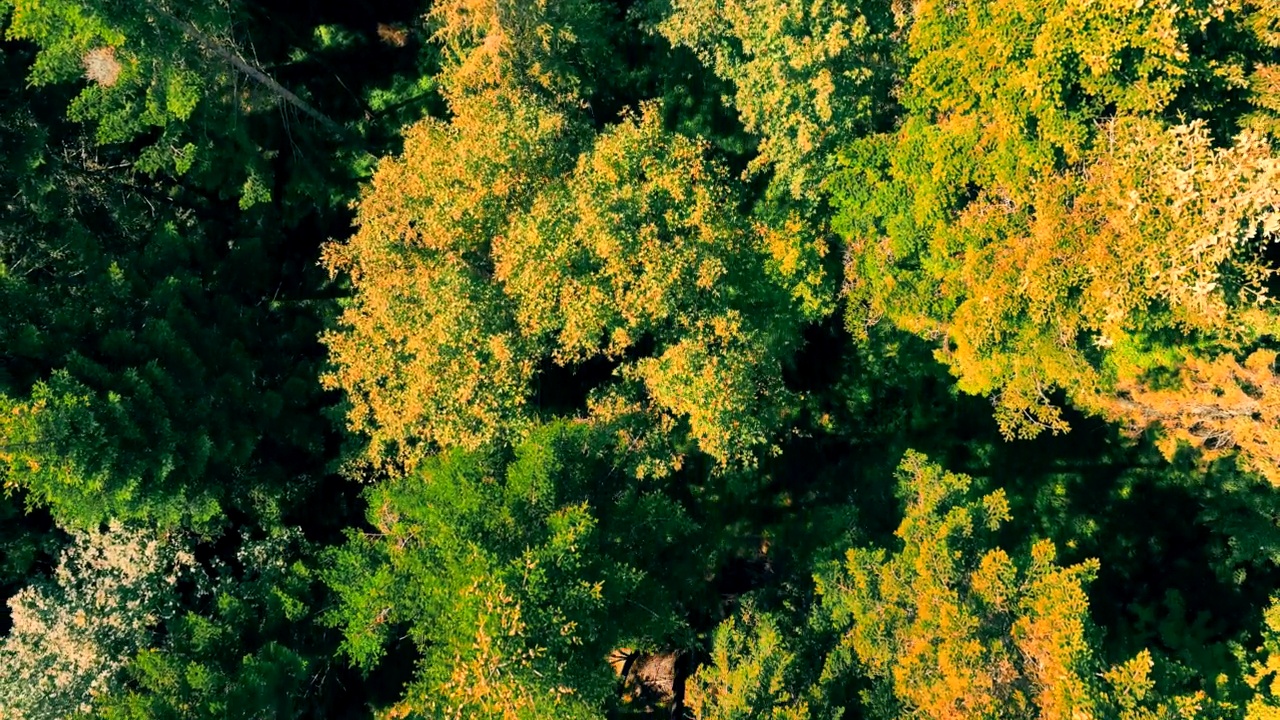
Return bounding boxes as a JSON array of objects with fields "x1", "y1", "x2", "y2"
[
  {"x1": 834, "y1": 0, "x2": 1280, "y2": 481},
  {"x1": 323, "y1": 0, "x2": 820, "y2": 473},
  {"x1": 817, "y1": 452, "x2": 1214, "y2": 719}
]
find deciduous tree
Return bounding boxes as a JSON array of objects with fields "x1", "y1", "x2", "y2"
[
  {"x1": 325, "y1": 421, "x2": 697, "y2": 719},
  {"x1": 0, "y1": 523, "x2": 193, "y2": 720},
  {"x1": 833, "y1": 0, "x2": 1280, "y2": 479},
  {"x1": 816, "y1": 451, "x2": 1211, "y2": 719},
  {"x1": 656, "y1": 0, "x2": 893, "y2": 198}
]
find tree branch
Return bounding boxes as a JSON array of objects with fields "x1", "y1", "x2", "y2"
[{"x1": 148, "y1": 3, "x2": 347, "y2": 137}]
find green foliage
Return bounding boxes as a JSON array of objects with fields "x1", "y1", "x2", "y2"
[
  {"x1": 0, "y1": 14, "x2": 350, "y2": 529},
  {"x1": 9, "y1": 0, "x2": 1280, "y2": 717},
  {"x1": 0, "y1": 0, "x2": 359, "y2": 211},
  {"x1": 655, "y1": 0, "x2": 894, "y2": 198},
  {"x1": 1247, "y1": 599, "x2": 1280, "y2": 719},
  {"x1": 831, "y1": 0, "x2": 1280, "y2": 481},
  {"x1": 94, "y1": 529, "x2": 322, "y2": 720},
  {"x1": 3, "y1": 0, "x2": 230, "y2": 174},
  {"x1": 501, "y1": 103, "x2": 810, "y2": 466},
  {"x1": 325, "y1": 421, "x2": 696, "y2": 718},
  {"x1": 685, "y1": 601, "x2": 839, "y2": 719},
  {"x1": 0, "y1": 195, "x2": 296, "y2": 528},
  {"x1": 816, "y1": 451, "x2": 1213, "y2": 719},
  {"x1": 0, "y1": 369, "x2": 228, "y2": 528}
]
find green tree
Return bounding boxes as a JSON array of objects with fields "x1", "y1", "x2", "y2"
[
  {"x1": 685, "y1": 601, "x2": 840, "y2": 720},
  {"x1": 94, "y1": 528, "x2": 326, "y2": 720},
  {"x1": 0, "y1": 16, "x2": 343, "y2": 528},
  {"x1": 655, "y1": 0, "x2": 894, "y2": 198},
  {"x1": 499, "y1": 103, "x2": 813, "y2": 467},
  {"x1": 1246, "y1": 598, "x2": 1280, "y2": 719},
  {"x1": 1, "y1": 0, "x2": 342, "y2": 188},
  {"x1": 325, "y1": 421, "x2": 698, "y2": 719}
]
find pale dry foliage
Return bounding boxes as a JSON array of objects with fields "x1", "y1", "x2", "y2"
[
  {"x1": 0, "y1": 523, "x2": 193, "y2": 720},
  {"x1": 82, "y1": 46, "x2": 122, "y2": 87},
  {"x1": 1072, "y1": 121, "x2": 1280, "y2": 341},
  {"x1": 376, "y1": 23, "x2": 410, "y2": 47}
]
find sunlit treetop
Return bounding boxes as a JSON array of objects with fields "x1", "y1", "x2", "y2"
[
  {"x1": 326, "y1": 84, "x2": 821, "y2": 472},
  {"x1": 321, "y1": 84, "x2": 576, "y2": 467},
  {"x1": 817, "y1": 451, "x2": 1216, "y2": 719},
  {"x1": 834, "y1": 0, "x2": 1280, "y2": 480},
  {"x1": 428, "y1": 0, "x2": 619, "y2": 104},
  {"x1": 656, "y1": 0, "x2": 894, "y2": 199}
]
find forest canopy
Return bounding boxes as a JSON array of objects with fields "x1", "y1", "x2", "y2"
[{"x1": 4, "y1": 0, "x2": 1280, "y2": 718}]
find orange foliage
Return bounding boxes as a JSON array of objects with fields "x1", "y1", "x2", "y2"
[
  {"x1": 321, "y1": 87, "x2": 575, "y2": 467},
  {"x1": 1105, "y1": 350, "x2": 1280, "y2": 484}
]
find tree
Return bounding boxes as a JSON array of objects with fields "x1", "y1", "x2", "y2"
[
  {"x1": 0, "y1": 190, "x2": 317, "y2": 528},
  {"x1": 655, "y1": 0, "x2": 894, "y2": 198},
  {"x1": 832, "y1": 0, "x2": 1280, "y2": 479},
  {"x1": 321, "y1": 84, "x2": 580, "y2": 468},
  {"x1": 0, "y1": 523, "x2": 193, "y2": 720},
  {"x1": 1246, "y1": 598, "x2": 1280, "y2": 719},
  {"x1": 815, "y1": 451, "x2": 1212, "y2": 719},
  {"x1": 685, "y1": 601, "x2": 840, "y2": 720},
  {"x1": 325, "y1": 421, "x2": 699, "y2": 719},
  {"x1": 1, "y1": 0, "x2": 341, "y2": 188},
  {"x1": 93, "y1": 528, "x2": 328, "y2": 720},
  {"x1": 0, "y1": 16, "x2": 346, "y2": 529},
  {"x1": 1105, "y1": 349, "x2": 1280, "y2": 486},
  {"x1": 326, "y1": 91, "x2": 820, "y2": 471},
  {"x1": 500, "y1": 103, "x2": 813, "y2": 466},
  {"x1": 428, "y1": 0, "x2": 619, "y2": 104}
]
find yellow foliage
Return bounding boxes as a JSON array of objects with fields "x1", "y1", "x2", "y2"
[
  {"x1": 430, "y1": 0, "x2": 612, "y2": 102},
  {"x1": 326, "y1": 97, "x2": 806, "y2": 469}
]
